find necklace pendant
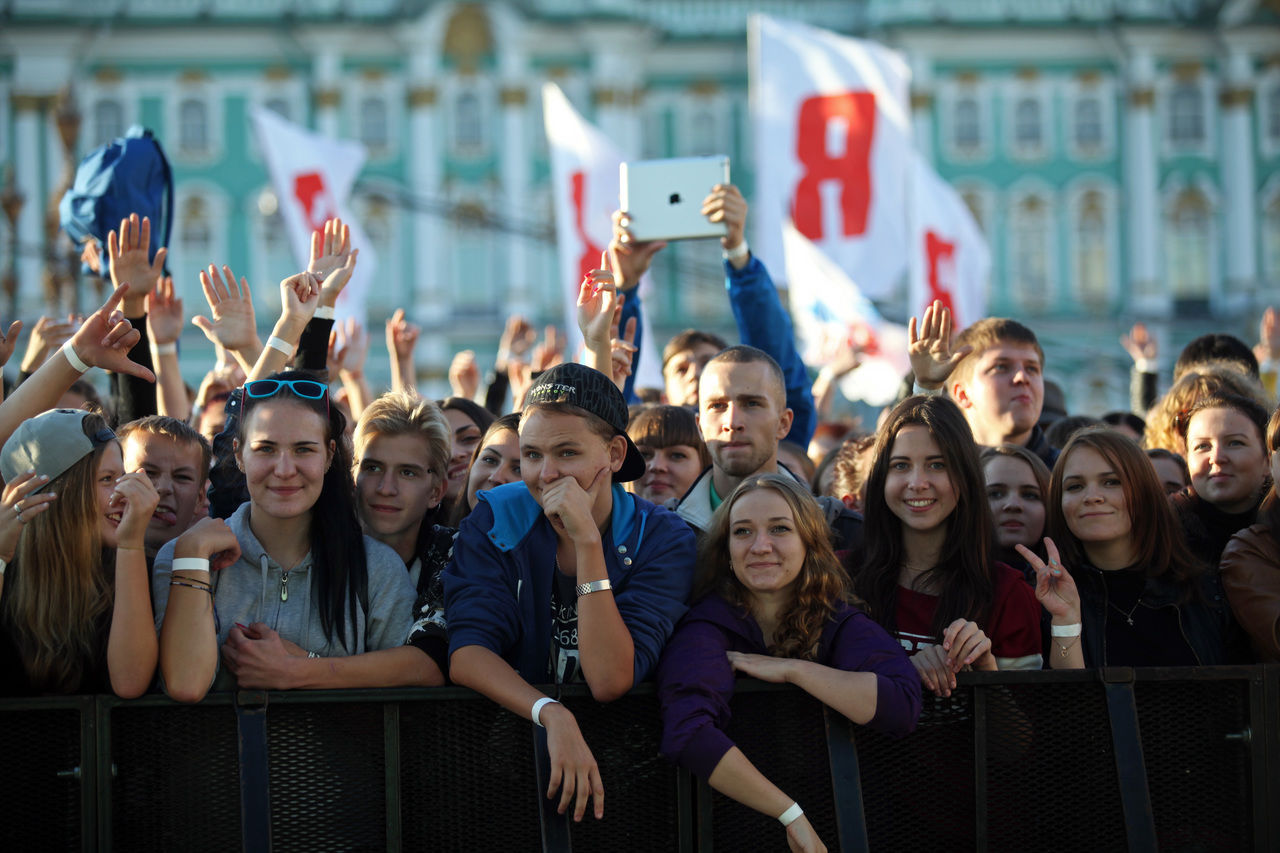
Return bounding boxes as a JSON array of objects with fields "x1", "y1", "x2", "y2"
[{"x1": 1126, "y1": 615, "x2": 1133, "y2": 626}]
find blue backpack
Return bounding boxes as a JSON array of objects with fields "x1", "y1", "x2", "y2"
[{"x1": 59, "y1": 125, "x2": 173, "y2": 277}]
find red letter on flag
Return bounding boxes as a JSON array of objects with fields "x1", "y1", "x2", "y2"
[
  {"x1": 571, "y1": 170, "x2": 605, "y2": 282},
  {"x1": 293, "y1": 172, "x2": 338, "y2": 233},
  {"x1": 792, "y1": 92, "x2": 876, "y2": 241},
  {"x1": 924, "y1": 229, "x2": 959, "y2": 322}
]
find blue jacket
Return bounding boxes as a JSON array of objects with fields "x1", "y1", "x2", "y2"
[
  {"x1": 443, "y1": 482, "x2": 697, "y2": 686},
  {"x1": 620, "y1": 257, "x2": 816, "y2": 447}
]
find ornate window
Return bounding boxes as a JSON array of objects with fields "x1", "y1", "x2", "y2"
[
  {"x1": 178, "y1": 98, "x2": 208, "y2": 154},
  {"x1": 453, "y1": 90, "x2": 483, "y2": 153},
  {"x1": 690, "y1": 108, "x2": 717, "y2": 156},
  {"x1": 1262, "y1": 191, "x2": 1280, "y2": 287},
  {"x1": 179, "y1": 196, "x2": 211, "y2": 262},
  {"x1": 359, "y1": 96, "x2": 389, "y2": 153},
  {"x1": 954, "y1": 96, "x2": 980, "y2": 152},
  {"x1": 1013, "y1": 97, "x2": 1043, "y2": 151},
  {"x1": 1073, "y1": 96, "x2": 1103, "y2": 151},
  {"x1": 1168, "y1": 82, "x2": 1205, "y2": 146},
  {"x1": 1073, "y1": 190, "x2": 1109, "y2": 309},
  {"x1": 1009, "y1": 194, "x2": 1052, "y2": 313},
  {"x1": 93, "y1": 99, "x2": 124, "y2": 145},
  {"x1": 1164, "y1": 189, "x2": 1212, "y2": 300}
]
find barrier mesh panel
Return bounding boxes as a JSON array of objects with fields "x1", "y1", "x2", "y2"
[
  {"x1": 399, "y1": 697, "x2": 541, "y2": 850},
  {"x1": 562, "y1": 690, "x2": 683, "y2": 850},
  {"x1": 984, "y1": 680, "x2": 1126, "y2": 851},
  {"x1": 111, "y1": 703, "x2": 241, "y2": 849},
  {"x1": 1136, "y1": 678, "x2": 1252, "y2": 852},
  {"x1": 267, "y1": 702, "x2": 386, "y2": 852},
  {"x1": 708, "y1": 688, "x2": 837, "y2": 852},
  {"x1": 0, "y1": 707, "x2": 82, "y2": 850},
  {"x1": 857, "y1": 689, "x2": 977, "y2": 848}
]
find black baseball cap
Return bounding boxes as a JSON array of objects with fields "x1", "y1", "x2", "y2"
[{"x1": 525, "y1": 363, "x2": 647, "y2": 482}]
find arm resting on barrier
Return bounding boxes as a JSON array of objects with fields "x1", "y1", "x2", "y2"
[
  {"x1": 708, "y1": 747, "x2": 827, "y2": 853},
  {"x1": 226, "y1": 632, "x2": 442, "y2": 689}
]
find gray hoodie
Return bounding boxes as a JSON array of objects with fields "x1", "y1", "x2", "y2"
[{"x1": 153, "y1": 503, "x2": 417, "y2": 689}]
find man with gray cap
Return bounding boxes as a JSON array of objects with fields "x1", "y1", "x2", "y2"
[{"x1": 445, "y1": 362, "x2": 696, "y2": 825}]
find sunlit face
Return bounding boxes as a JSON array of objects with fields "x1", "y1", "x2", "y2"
[
  {"x1": 356, "y1": 432, "x2": 446, "y2": 543},
  {"x1": 953, "y1": 344, "x2": 1044, "y2": 442},
  {"x1": 122, "y1": 432, "x2": 205, "y2": 553},
  {"x1": 1148, "y1": 455, "x2": 1188, "y2": 497},
  {"x1": 1185, "y1": 407, "x2": 1268, "y2": 514},
  {"x1": 664, "y1": 342, "x2": 722, "y2": 407},
  {"x1": 1061, "y1": 446, "x2": 1132, "y2": 548},
  {"x1": 728, "y1": 489, "x2": 805, "y2": 599},
  {"x1": 96, "y1": 442, "x2": 126, "y2": 548},
  {"x1": 698, "y1": 361, "x2": 792, "y2": 479},
  {"x1": 635, "y1": 444, "x2": 703, "y2": 503},
  {"x1": 884, "y1": 425, "x2": 958, "y2": 537},
  {"x1": 444, "y1": 409, "x2": 483, "y2": 501},
  {"x1": 466, "y1": 428, "x2": 521, "y2": 510},
  {"x1": 236, "y1": 401, "x2": 333, "y2": 524},
  {"x1": 983, "y1": 455, "x2": 1046, "y2": 551},
  {"x1": 520, "y1": 409, "x2": 623, "y2": 518}
]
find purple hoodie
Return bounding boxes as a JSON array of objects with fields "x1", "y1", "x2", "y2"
[{"x1": 656, "y1": 594, "x2": 922, "y2": 778}]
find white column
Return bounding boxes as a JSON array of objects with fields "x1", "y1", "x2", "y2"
[
  {"x1": 407, "y1": 83, "x2": 444, "y2": 324},
  {"x1": 312, "y1": 46, "x2": 342, "y2": 139},
  {"x1": 1220, "y1": 48, "x2": 1256, "y2": 313},
  {"x1": 586, "y1": 25, "x2": 648, "y2": 159},
  {"x1": 910, "y1": 52, "x2": 934, "y2": 163},
  {"x1": 1124, "y1": 50, "x2": 1164, "y2": 316},
  {"x1": 499, "y1": 84, "x2": 533, "y2": 317},
  {"x1": 13, "y1": 94, "x2": 44, "y2": 318}
]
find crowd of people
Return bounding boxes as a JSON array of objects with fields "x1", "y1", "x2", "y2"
[{"x1": 1, "y1": 181, "x2": 1278, "y2": 851}]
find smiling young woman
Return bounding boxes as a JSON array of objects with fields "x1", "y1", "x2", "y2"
[{"x1": 657, "y1": 474, "x2": 919, "y2": 853}]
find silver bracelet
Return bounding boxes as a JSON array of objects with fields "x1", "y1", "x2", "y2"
[{"x1": 575, "y1": 579, "x2": 613, "y2": 597}]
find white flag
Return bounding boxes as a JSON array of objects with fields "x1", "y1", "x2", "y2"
[
  {"x1": 907, "y1": 152, "x2": 990, "y2": 330},
  {"x1": 751, "y1": 14, "x2": 912, "y2": 300},
  {"x1": 783, "y1": 221, "x2": 909, "y2": 407},
  {"x1": 249, "y1": 106, "x2": 377, "y2": 324},
  {"x1": 542, "y1": 83, "x2": 662, "y2": 392}
]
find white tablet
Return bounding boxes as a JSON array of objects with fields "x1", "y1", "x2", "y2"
[{"x1": 619, "y1": 156, "x2": 730, "y2": 242}]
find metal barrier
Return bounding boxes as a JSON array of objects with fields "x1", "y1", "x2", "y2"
[{"x1": 2, "y1": 665, "x2": 1277, "y2": 852}]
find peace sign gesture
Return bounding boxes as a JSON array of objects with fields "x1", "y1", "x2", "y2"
[{"x1": 1016, "y1": 538, "x2": 1081, "y2": 623}]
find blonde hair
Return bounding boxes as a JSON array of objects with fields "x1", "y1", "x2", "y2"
[
  {"x1": 3, "y1": 419, "x2": 113, "y2": 692},
  {"x1": 354, "y1": 391, "x2": 452, "y2": 482},
  {"x1": 1142, "y1": 362, "x2": 1270, "y2": 453}
]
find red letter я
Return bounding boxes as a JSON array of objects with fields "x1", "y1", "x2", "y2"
[
  {"x1": 571, "y1": 170, "x2": 605, "y2": 282},
  {"x1": 792, "y1": 92, "x2": 876, "y2": 241},
  {"x1": 924, "y1": 230, "x2": 959, "y2": 322},
  {"x1": 293, "y1": 172, "x2": 335, "y2": 233}
]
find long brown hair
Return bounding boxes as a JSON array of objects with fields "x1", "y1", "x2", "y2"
[
  {"x1": 1047, "y1": 427, "x2": 1203, "y2": 590},
  {"x1": 3, "y1": 414, "x2": 113, "y2": 692},
  {"x1": 1260, "y1": 406, "x2": 1280, "y2": 551},
  {"x1": 696, "y1": 474, "x2": 857, "y2": 659},
  {"x1": 854, "y1": 396, "x2": 995, "y2": 638}
]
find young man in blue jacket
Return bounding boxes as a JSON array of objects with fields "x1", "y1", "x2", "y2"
[{"x1": 444, "y1": 363, "x2": 697, "y2": 824}]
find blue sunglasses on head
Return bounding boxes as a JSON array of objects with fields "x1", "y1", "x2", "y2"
[{"x1": 243, "y1": 379, "x2": 329, "y2": 412}]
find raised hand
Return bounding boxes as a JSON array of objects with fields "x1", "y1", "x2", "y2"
[
  {"x1": 907, "y1": 300, "x2": 971, "y2": 390},
  {"x1": 21, "y1": 316, "x2": 76, "y2": 373},
  {"x1": 307, "y1": 218, "x2": 359, "y2": 308},
  {"x1": 1017, "y1": 538, "x2": 1081, "y2": 624},
  {"x1": 1120, "y1": 321, "x2": 1158, "y2": 367},
  {"x1": 107, "y1": 214, "x2": 168, "y2": 313},
  {"x1": 385, "y1": 308, "x2": 420, "y2": 362},
  {"x1": 608, "y1": 210, "x2": 667, "y2": 290},
  {"x1": 111, "y1": 470, "x2": 160, "y2": 552},
  {"x1": 609, "y1": 316, "x2": 638, "y2": 389},
  {"x1": 532, "y1": 325, "x2": 565, "y2": 372},
  {"x1": 193, "y1": 265, "x2": 259, "y2": 353},
  {"x1": 701, "y1": 183, "x2": 748, "y2": 254},
  {"x1": 0, "y1": 320, "x2": 23, "y2": 368},
  {"x1": 146, "y1": 276, "x2": 184, "y2": 346},
  {"x1": 279, "y1": 272, "x2": 321, "y2": 326},
  {"x1": 1254, "y1": 307, "x2": 1280, "y2": 366},
  {"x1": 448, "y1": 350, "x2": 480, "y2": 400},
  {"x1": 497, "y1": 313, "x2": 537, "y2": 371},
  {"x1": 0, "y1": 471, "x2": 55, "y2": 561},
  {"x1": 67, "y1": 284, "x2": 155, "y2": 381},
  {"x1": 577, "y1": 251, "x2": 620, "y2": 349},
  {"x1": 333, "y1": 317, "x2": 368, "y2": 378}
]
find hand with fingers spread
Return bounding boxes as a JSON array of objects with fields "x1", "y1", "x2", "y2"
[
  {"x1": 540, "y1": 701, "x2": 605, "y2": 822},
  {"x1": 107, "y1": 214, "x2": 168, "y2": 314},
  {"x1": 21, "y1": 316, "x2": 76, "y2": 373},
  {"x1": 1254, "y1": 307, "x2": 1280, "y2": 366},
  {"x1": 1121, "y1": 321, "x2": 1158, "y2": 368},
  {"x1": 909, "y1": 643, "x2": 958, "y2": 697},
  {"x1": 608, "y1": 210, "x2": 667, "y2": 290},
  {"x1": 0, "y1": 320, "x2": 23, "y2": 369},
  {"x1": 193, "y1": 265, "x2": 259, "y2": 353},
  {"x1": 497, "y1": 314, "x2": 537, "y2": 372},
  {"x1": 385, "y1": 308, "x2": 420, "y2": 364},
  {"x1": 308, "y1": 218, "x2": 359, "y2": 308},
  {"x1": 448, "y1": 350, "x2": 481, "y2": 401},
  {"x1": 146, "y1": 276, "x2": 184, "y2": 346},
  {"x1": 67, "y1": 284, "x2": 156, "y2": 382},
  {"x1": 907, "y1": 300, "x2": 972, "y2": 391},
  {"x1": 0, "y1": 471, "x2": 55, "y2": 560},
  {"x1": 701, "y1": 183, "x2": 749, "y2": 258},
  {"x1": 110, "y1": 470, "x2": 161, "y2": 552},
  {"x1": 577, "y1": 251, "x2": 620, "y2": 350},
  {"x1": 940, "y1": 617, "x2": 995, "y2": 673}
]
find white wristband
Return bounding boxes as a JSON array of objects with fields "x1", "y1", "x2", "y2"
[
  {"x1": 265, "y1": 335, "x2": 294, "y2": 356},
  {"x1": 912, "y1": 380, "x2": 944, "y2": 397},
  {"x1": 722, "y1": 239, "x2": 750, "y2": 262},
  {"x1": 314, "y1": 305, "x2": 335, "y2": 320},
  {"x1": 778, "y1": 802, "x2": 803, "y2": 827},
  {"x1": 1050, "y1": 622, "x2": 1082, "y2": 638},
  {"x1": 152, "y1": 341, "x2": 177, "y2": 356},
  {"x1": 531, "y1": 697, "x2": 560, "y2": 727},
  {"x1": 61, "y1": 340, "x2": 90, "y2": 374},
  {"x1": 172, "y1": 557, "x2": 211, "y2": 576}
]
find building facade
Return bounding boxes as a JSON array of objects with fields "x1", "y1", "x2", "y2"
[{"x1": 1, "y1": 0, "x2": 1277, "y2": 407}]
